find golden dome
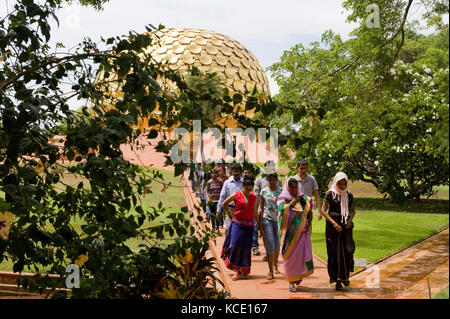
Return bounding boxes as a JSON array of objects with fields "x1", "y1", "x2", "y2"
[
  {"x1": 145, "y1": 28, "x2": 271, "y2": 97},
  {"x1": 95, "y1": 28, "x2": 271, "y2": 131}
]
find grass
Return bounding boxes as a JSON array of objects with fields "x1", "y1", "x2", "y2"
[
  {"x1": 310, "y1": 200, "x2": 449, "y2": 265},
  {"x1": 310, "y1": 180, "x2": 449, "y2": 268},
  {"x1": 0, "y1": 167, "x2": 188, "y2": 273},
  {"x1": 433, "y1": 286, "x2": 449, "y2": 299},
  {"x1": 1, "y1": 167, "x2": 448, "y2": 277}
]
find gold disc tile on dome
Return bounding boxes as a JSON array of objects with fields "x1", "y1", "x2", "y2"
[
  {"x1": 167, "y1": 30, "x2": 179, "y2": 37},
  {"x1": 153, "y1": 54, "x2": 163, "y2": 63},
  {"x1": 213, "y1": 33, "x2": 226, "y2": 40},
  {"x1": 199, "y1": 55, "x2": 212, "y2": 65},
  {"x1": 249, "y1": 70, "x2": 258, "y2": 81},
  {"x1": 184, "y1": 31, "x2": 197, "y2": 38},
  {"x1": 234, "y1": 42, "x2": 244, "y2": 50},
  {"x1": 179, "y1": 36, "x2": 192, "y2": 45},
  {"x1": 245, "y1": 81, "x2": 255, "y2": 91},
  {"x1": 238, "y1": 69, "x2": 250, "y2": 81},
  {"x1": 223, "y1": 40, "x2": 235, "y2": 49},
  {"x1": 164, "y1": 37, "x2": 176, "y2": 45},
  {"x1": 172, "y1": 44, "x2": 186, "y2": 54},
  {"x1": 211, "y1": 38, "x2": 223, "y2": 46},
  {"x1": 156, "y1": 46, "x2": 168, "y2": 54},
  {"x1": 225, "y1": 67, "x2": 237, "y2": 78},
  {"x1": 181, "y1": 53, "x2": 195, "y2": 64},
  {"x1": 241, "y1": 58, "x2": 250, "y2": 69},
  {"x1": 200, "y1": 31, "x2": 213, "y2": 39},
  {"x1": 220, "y1": 46, "x2": 232, "y2": 56},
  {"x1": 248, "y1": 60, "x2": 260, "y2": 71},
  {"x1": 233, "y1": 48, "x2": 244, "y2": 58},
  {"x1": 229, "y1": 56, "x2": 241, "y2": 67},
  {"x1": 216, "y1": 55, "x2": 228, "y2": 66},
  {"x1": 233, "y1": 80, "x2": 245, "y2": 92},
  {"x1": 194, "y1": 36, "x2": 208, "y2": 46},
  {"x1": 256, "y1": 71, "x2": 264, "y2": 83},
  {"x1": 169, "y1": 63, "x2": 179, "y2": 71},
  {"x1": 189, "y1": 43, "x2": 202, "y2": 54},
  {"x1": 167, "y1": 54, "x2": 179, "y2": 64},
  {"x1": 205, "y1": 44, "x2": 218, "y2": 55},
  {"x1": 212, "y1": 67, "x2": 225, "y2": 77}
]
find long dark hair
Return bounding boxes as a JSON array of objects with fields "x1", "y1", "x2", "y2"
[
  {"x1": 243, "y1": 175, "x2": 255, "y2": 187},
  {"x1": 287, "y1": 177, "x2": 298, "y2": 188}
]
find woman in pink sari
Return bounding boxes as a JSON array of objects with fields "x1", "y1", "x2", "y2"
[{"x1": 277, "y1": 178, "x2": 314, "y2": 292}]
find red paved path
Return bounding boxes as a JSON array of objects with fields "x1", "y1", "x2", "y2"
[
  {"x1": 123, "y1": 145, "x2": 449, "y2": 299},
  {"x1": 182, "y1": 177, "x2": 449, "y2": 299}
]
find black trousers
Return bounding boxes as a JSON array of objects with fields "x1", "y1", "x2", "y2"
[
  {"x1": 325, "y1": 214, "x2": 355, "y2": 284},
  {"x1": 208, "y1": 202, "x2": 218, "y2": 229}
]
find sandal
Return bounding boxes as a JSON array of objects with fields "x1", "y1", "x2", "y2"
[
  {"x1": 267, "y1": 272, "x2": 274, "y2": 280},
  {"x1": 289, "y1": 283, "x2": 297, "y2": 292},
  {"x1": 231, "y1": 274, "x2": 241, "y2": 281},
  {"x1": 274, "y1": 267, "x2": 281, "y2": 274}
]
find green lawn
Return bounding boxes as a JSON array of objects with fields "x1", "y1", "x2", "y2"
[
  {"x1": 433, "y1": 286, "x2": 449, "y2": 299},
  {"x1": 311, "y1": 197, "x2": 449, "y2": 266},
  {"x1": 0, "y1": 167, "x2": 188, "y2": 272},
  {"x1": 1, "y1": 166, "x2": 449, "y2": 277}
]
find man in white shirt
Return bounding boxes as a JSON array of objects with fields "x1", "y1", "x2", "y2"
[{"x1": 217, "y1": 163, "x2": 244, "y2": 230}]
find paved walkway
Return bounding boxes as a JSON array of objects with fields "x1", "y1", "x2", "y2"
[
  {"x1": 120, "y1": 144, "x2": 449, "y2": 299},
  {"x1": 182, "y1": 178, "x2": 449, "y2": 299}
]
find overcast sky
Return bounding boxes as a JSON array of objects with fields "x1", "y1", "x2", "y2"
[
  {"x1": 2, "y1": 0, "x2": 442, "y2": 96},
  {"x1": 48, "y1": 0, "x2": 362, "y2": 95}
]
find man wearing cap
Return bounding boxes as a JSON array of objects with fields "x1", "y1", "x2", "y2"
[{"x1": 289, "y1": 159, "x2": 323, "y2": 220}]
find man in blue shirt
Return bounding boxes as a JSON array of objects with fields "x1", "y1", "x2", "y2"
[{"x1": 217, "y1": 163, "x2": 243, "y2": 230}]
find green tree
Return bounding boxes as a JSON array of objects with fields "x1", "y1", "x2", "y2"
[
  {"x1": 0, "y1": 0, "x2": 273, "y2": 297},
  {"x1": 268, "y1": 0, "x2": 449, "y2": 201}
]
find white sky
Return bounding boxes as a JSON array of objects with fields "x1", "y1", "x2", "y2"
[
  {"x1": 2, "y1": 0, "x2": 445, "y2": 100},
  {"x1": 49, "y1": 0, "x2": 360, "y2": 95}
]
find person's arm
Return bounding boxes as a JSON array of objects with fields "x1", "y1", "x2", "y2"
[
  {"x1": 321, "y1": 200, "x2": 342, "y2": 233},
  {"x1": 345, "y1": 192, "x2": 356, "y2": 229},
  {"x1": 307, "y1": 203, "x2": 313, "y2": 233},
  {"x1": 216, "y1": 181, "x2": 228, "y2": 213},
  {"x1": 259, "y1": 193, "x2": 265, "y2": 228},
  {"x1": 205, "y1": 181, "x2": 210, "y2": 203},
  {"x1": 254, "y1": 197, "x2": 263, "y2": 234},
  {"x1": 254, "y1": 178, "x2": 261, "y2": 196},
  {"x1": 313, "y1": 189, "x2": 323, "y2": 220},
  {"x1": 222, "y1": 193, "x2": 236, "y2": 217}
]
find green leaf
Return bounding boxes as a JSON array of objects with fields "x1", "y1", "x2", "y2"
[
  {"x1": 148, "y1": 129, "x2": 158, "y2": 139},
  {"x1": 82, "y1": 224, "x2": 98, "y2": 235},
  {"x1": 67, "y1": 150, "x2": 75, "y2": 161}
]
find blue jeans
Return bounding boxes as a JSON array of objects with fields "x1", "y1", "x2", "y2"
[
  {"x1": 252, "y1": 219, "x2": 259, "y2": 249},
  {"x1": 262, "y1": 218, "x2": 280, "y2": 254}
]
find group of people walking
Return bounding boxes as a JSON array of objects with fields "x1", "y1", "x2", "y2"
[{"x1": 190, "y1": 159, "x2": 356, "y2": 292}]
